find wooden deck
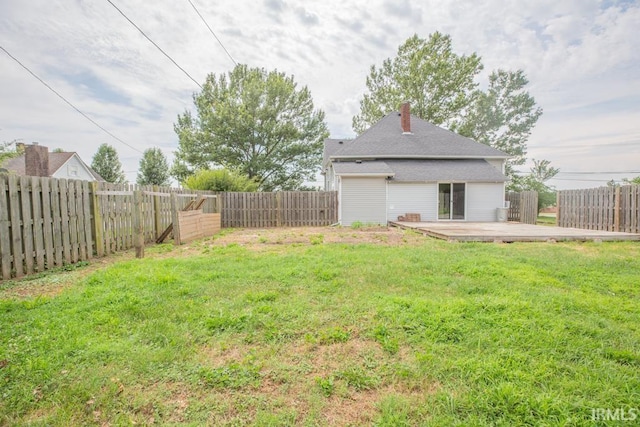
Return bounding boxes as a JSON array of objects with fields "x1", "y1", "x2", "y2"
[{"x1": 390, "y1": 221, "x2": 640, "y2": 242}]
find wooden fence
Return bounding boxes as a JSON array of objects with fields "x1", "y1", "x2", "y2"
[
  {"x1": 557, "y1": 185, "x2": 639, "y2": 233},
  {"x1": 221, "y1": 191, "x2": 338, "y2": 228},
  {"x1": 506, "y1": 191, "x2": 538, "y2": 224},
  {"x1": 0, "y1": 175, "x2": 93, "y2": 280},
  {"x1": 92, "y1": 183, "x2": 219, "y2": 257},
  {"x1": 0, "y1": 174, "x2": 339, "y2": 280}
]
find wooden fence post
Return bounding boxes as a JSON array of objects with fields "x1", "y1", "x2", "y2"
[
  {"x1": 0, "y1": 175, "x2": 12, "y2": 280},
  {"x1": 171, "y1": 192, "x2": 181, "y2": 245},
  {"x1": 614, "y1": 186, "x2": 621, "y2": 232},
  {"x1": 133, "y1": 190, "x2": 144, "y2": 258},
  {"x1": 8, "y1": 175, "x2": 24, "y2": 277},
  {"x1": 90, "y1": 181, "x2": 104, "y2": 257},
  {"x1": 153, "y1": 185, "x2": 162, "y2": 239}
]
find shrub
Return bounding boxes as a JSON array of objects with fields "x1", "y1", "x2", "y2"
[{"x1": 182, "y1": 168, "x2": 258, "y2": 192}]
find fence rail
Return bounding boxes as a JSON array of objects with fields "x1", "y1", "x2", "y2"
[
  {"x1": 557, "y1": 185, "x2": 639, "y2": 233},
  {"x1": 0, "y1": 174, "x2": 339, "y2": 280}
]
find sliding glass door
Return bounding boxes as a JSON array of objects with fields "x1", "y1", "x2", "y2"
[{"x1": 438, "y1": 183, "x2": 465, "y2": 220}]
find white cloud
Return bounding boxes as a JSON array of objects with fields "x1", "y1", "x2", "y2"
[{"x1": 0, "y1": 0, "x2": 638, "y2": 187}]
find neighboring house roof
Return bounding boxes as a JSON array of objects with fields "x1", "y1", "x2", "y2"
[
  {"x1": 1, "y1": 152, "x2": 105, "y2": 181},
  {"x1": 333, "y1": 159, "x2": 507, "y2": 182},
  {"x1": 327, "y1": 112, "x2": 508, "y2": 160}
]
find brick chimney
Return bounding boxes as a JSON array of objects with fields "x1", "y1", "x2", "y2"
[
  {"x1": 401, "y1": 102, "x2": 411, "y2": 134},
  {"x1": 25, "y1": 143, "x2": 49, "y2": 177}
]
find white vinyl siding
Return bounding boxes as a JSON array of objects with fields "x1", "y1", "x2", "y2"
[
  {"x1": 51, "y1": 155, "x2": 96, "y2": 181},
  {"x1": 486, "y1": 159, "x2": 504, "y2": 173},
  {"x1": 387, "y1": 182, "x2": 437, "y2": 222},
  {"x1": 324, "y1": 164, "x2": 337, "y2": 191},
  {"x1": 340, "y1": 177, "x2": 387, "y2": 226},
  {"x1": 466, "y1": 182, "x2": 505, "y2": 221}
]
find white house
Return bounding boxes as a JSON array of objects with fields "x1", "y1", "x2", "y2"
[
  {"x1": 1, "y1": 143, "x2": 104, "y2": 181},
  {"x1": 323, "y1": 103, "x2": 509, "y2": 226}
]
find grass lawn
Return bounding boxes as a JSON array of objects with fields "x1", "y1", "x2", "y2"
[
  {"x1": 1, "y1": 227, "x2": 639, "y2": 426},
  {"x1": 537, "y1": 215, "x2": 557, "y2": 226}
]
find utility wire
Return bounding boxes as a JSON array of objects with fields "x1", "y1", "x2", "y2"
[
  {"x1": 186, "y1": 0, "x2": 237, "y2": 66},
  {"x1": 0, "y1": 45, "x2": 143, "y2": 154},
  {"x1": 515, "y1": 170, "x2": 640, "y2": 175},
  {"x1": 105, "y1": 0, "x2": 202, "y2": 89},
  {"x1": 551, "y1": 178, "x2": 625, "y2": 182}
]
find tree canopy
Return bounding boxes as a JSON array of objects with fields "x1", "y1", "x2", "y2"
[
  {"x1": 182, "y1": 168, "x2": 258, "y2": 192},
  {"x1": 137, "y1": 148, "x2": 170, "y2": 186},
  {"x1": 174, "y1": 64, "x2": 329, "y2": 191},
  {"x1": 353, "y1": 32, "x2": 482, "y2": 133},
  {"x1": 456, "y1": 69, "x2": 543, "y2": 172},
  {"x1": 91, "y1": 143, "x2": 126, "y2": 184},
  {"x1": 511, "y1": 159, "x2": 559, "y2": 211},
  {"x1": 353, "y1": 33, "x2": 543, "y2": 181}
]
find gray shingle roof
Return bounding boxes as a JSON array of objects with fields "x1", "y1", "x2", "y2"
[
  {"x1": 387, "y1": 159, "x2": 507, "y2": 182},
  {"x1": 329, "y1": 112, "x2": 508, "y2": 159},
  {"x1": 331, "y1": 159, "x2": 506, "y2": 182},
  {"x1": 323, "y1": 138, "x2": 353, "y2": 167},
  {"x1": 333, "y1": 160, "x2": 394, "y2": 176}
]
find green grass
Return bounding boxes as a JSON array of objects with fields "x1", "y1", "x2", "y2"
[
  {"x1": 537, "y1": 215, "x2": 557, "y2": 226},
  {"x1": 1, "y1": 233, "x2": 639, "y2": 425}
]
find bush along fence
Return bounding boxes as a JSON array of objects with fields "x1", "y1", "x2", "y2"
[
  {"x1": 557, "y1": 185, "x2": 639, "y2": 233},
  {"x1": 506, "y1": 191, "x2": 538, "y2": 224},
  {"x1": 0, "y1": 174, "x2": 339, "y2": 280}
]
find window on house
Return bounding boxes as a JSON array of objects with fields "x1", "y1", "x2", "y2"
[{"x1": 68, "y1": 164, "x2": 78, "y2": 177}]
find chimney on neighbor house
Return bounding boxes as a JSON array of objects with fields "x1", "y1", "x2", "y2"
[
  {"x1": 25, "y1": 143, "x2": 49, "y2": 177},
  {"x1": 401, "y1": 102, "x2": 411, "y2": 134}
]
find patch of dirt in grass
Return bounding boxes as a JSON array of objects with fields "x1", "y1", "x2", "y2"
[
  {"x1": 196, "y1": 338, "x2": 438, "y2": 424},
  {"x1": 208, "y1": 226, "x2": 425, "y2": 249},
  {"x1": 0, "y1": 226, "x2": 424, "y2": 299},
  {"x1": 0, "y1": 248, "x2": 141, "y2": 300}
]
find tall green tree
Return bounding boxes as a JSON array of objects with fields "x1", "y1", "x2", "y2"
[
  {"x1": 511, "y1": 159, "x2": 559, "y2": 211},
  {"x1": 352, "y1": 32, "x2": 483, "y2": 134},
  {"x1": 137, "y1": 148, "x2": 170, "y2": 186},
  {"x1": 174, "y1": 64, "x2": 329, "y2": 191},
  {"x1": 623, "y1": 176, "x2": 640, "y2": 185},
  {"x1": 456, "y1": 69, "x2": 543, "y2": 174},
  {"x1": 182, "y1": 168, "x2": 258, "y2": 192},
  {"x1": 353, "y1": 33, "x2": 542, "y2": 183},
  {"x1": 91, "y1": 143, "x2": 126, "y2": 184}
]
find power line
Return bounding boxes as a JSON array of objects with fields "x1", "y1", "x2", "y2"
[
  {"x1": 0, "y1": 45, "x2": 143, "y2": 154},
  {"x1": 186, "y1": 0, "x2": 237, "y2": 66},
  {"x1": 529, "y1": 140, "x2": 639, "y2": 149},
  {"x1": 556, "y1": 171, "x2": 640, "y2": 175},
  {"x1": 514, "y1": 170, "x2": 640, "y2": 175},
  {"x1": 551, "y1": 178, "x2": 624, "y2": 182},
  {"x1": 105, "y1": 0, "x2": 203, "y2": 89}
]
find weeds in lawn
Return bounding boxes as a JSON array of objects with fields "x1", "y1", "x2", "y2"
[{"x1": 1, "y1": 235, "x2": 639, "y2": 425}]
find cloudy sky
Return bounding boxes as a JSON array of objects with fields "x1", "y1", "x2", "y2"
[{"x1": 1, "y1": 0, "x2": 638, "y2": 188}]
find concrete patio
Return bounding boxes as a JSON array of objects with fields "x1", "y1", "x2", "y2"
[{"x1": 390, "y1": 221, "x2": 640, "y2": 242}]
